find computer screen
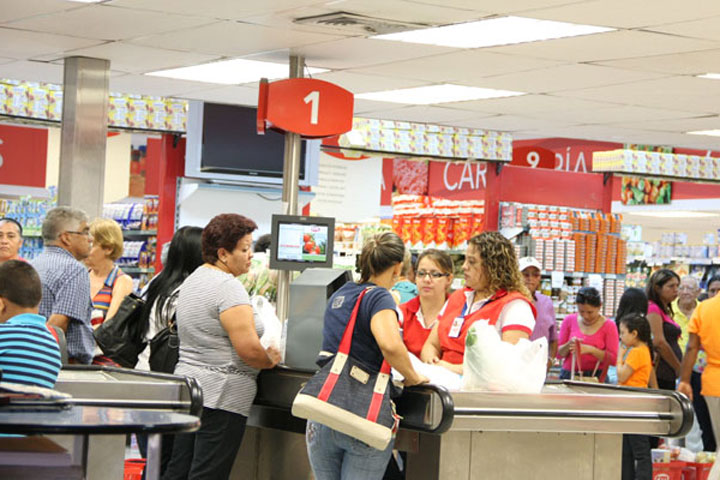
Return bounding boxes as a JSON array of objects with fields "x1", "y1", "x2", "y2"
[{"x1": 270, "y1": 215, "x2": 335, "y2": 270}]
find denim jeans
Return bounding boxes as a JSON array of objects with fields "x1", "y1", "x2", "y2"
[{"x1": 306, "y1": 421, "x2": 394, "y2": 480}]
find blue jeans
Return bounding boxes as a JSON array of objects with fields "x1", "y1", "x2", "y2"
[{"x1": 306, "y1": 421, "x2": 394, "y2": 480}]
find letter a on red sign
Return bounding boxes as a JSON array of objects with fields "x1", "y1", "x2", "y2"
[{"x1": 257, "y1": 78, "x2": 354, "y2": 139}]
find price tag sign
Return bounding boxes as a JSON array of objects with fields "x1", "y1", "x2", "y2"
[
  {"x1": 550, "y1": 271, "x2": 564, "y2": 289},
  {"x1": 257, "y1": 78, "x2": 354, "y2": 139}
]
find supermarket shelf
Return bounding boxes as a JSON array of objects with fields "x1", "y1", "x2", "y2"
[
  {"x1": 627, "y1": 256, "x2": 718, "y2": 266},
  {"x1": 121, "y1": 267, "x2": 155, "y2": 274},
  {"x1": 22, "y1": 231, "x2": 43, "y2": 238},
  {"x1": 541, "y1": 271, "x2": 626, "y2": 280},
  {"x1": 122, "y1": 229, "x2": 157, "y2": 236}
]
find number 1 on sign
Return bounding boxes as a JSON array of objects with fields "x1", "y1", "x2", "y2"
[{"x1": 304, "y1": 91, "x2": 319, "y2": 125}]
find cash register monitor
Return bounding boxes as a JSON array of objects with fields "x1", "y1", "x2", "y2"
[{"x1": 270, "y1": 214, "x2": 335, "y2": 270}]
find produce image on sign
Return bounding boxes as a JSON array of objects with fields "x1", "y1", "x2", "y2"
[
  {"x1": 276, "y1": 223, "x2": 328, "y2": 262},
  {"x1": 621, "y1": 177, "x2": 671, "y2": 205}
]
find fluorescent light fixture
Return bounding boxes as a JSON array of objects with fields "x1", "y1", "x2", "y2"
[
  {"x1": 687, "y1": 129, "x2": 720, "y2": 137},
  {"x1": 147, "y1": 59, "x2": 328, "y2": 85},
  {"x1": 374, "y1": 16, "x2": 614, "y2": 48},
  {"x1": 697, "y1": 73, "x2": 720, "y2": 80},
  {"x1": 356, "y1": 84, "x2": 524, "y2": 104},
  {"x1": 628, "y1": 211, "x2": 719, "y2": 219}
]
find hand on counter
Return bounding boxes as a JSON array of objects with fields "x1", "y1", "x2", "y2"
[{"x1": 265, "y1": 346, "x2": 282, "y2": 368}]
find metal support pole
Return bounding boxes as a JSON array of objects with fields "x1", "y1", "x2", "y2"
[
  {"x1": 58, "y1": 56, "x2": 110, "y2": 218},
  {"x1": 276, "y1": 56, "x2": 304, "y2": 326}
]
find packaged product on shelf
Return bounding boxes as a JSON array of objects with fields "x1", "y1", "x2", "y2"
[
  {"x1": 165, "y1": 99, "x2": 188, "y2": 132},
  {"x1": 108, "y1": 94, "x2": 129, "y2": 127},
  {"x1": 452, "y1": 212, "x2": 473, "y2": 250},
  {"x1": 147, "y1": 97, "x2": 168, "y2": 130},
  {"x1": 422, "y1": 210, "x2": 437, "y2": 249},
  {"x1": 5, "y1": 80, "x2": 27, "y2": 116},
  {"x1": 436, "y1": 216, "x2": 453, "y2": 250},
  {"x1": 46, "y1": 85, "x2": 63, "y2": 120},
  {"x1": 410, "y1": 216, "x2": 423, "y2": 250},
  {"x1": 26, "y1": 83, "x2": 49, "y2": 119},
  {"x1": 127, "y1": 95, "x2": 149, "y2": 129}
]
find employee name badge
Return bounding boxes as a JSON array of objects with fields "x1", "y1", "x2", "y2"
[{"x1": 448, "y1": 316, "x2": 465, "y2": 338}]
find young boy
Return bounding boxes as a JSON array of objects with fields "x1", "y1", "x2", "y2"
[{"x1": 0, "y1": 260, "x2": 62, "y2": 388}]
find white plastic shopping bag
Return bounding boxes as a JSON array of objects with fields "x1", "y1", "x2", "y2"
[
  {"x1": 462, "y1": 321, "x2": 547, "y2": 393},
  {"x1": 391, "y1": 353, "x2": 463, "y2": 391},
  {"x1": 252, "y1": 295, "x2": 283, "y2": 352}
]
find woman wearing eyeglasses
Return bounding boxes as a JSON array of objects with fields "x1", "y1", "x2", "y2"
[
  {"x1": 557, "y1": 287, "x2": 619, "y2": 381},
  {"x1": 421, "y1": 232, "x2": 536, "y2": 374},
  {"x1": 399, "y1": 249, "x2": 454, "y2": 357}
]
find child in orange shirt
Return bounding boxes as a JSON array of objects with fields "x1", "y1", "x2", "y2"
[{"x1": 617, "y1": 313, "x2": 654, "y2": 480}]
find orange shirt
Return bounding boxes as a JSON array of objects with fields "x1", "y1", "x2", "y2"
[
  {"x1": 689, "y1": 295, "x2": 720, "y2": 397},
  {"x1": 621, "y1": 345, "x2": 652, "y2": 388}
]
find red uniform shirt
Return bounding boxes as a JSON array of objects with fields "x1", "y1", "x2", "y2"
[
  {"x1": 399, "y1": 296, "x2": 446, "y2": 357},
  {"x1": 438, "y1": 288, "x2": 536, "y2": 365}
]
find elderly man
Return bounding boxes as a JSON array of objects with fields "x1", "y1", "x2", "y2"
[
  {"x1": 519, "y1": 256, "x2": 558, "y2": 368},
  {"x1": 674, "y1": 275, "x2": 716, "y2": 452},
  {"x1": 32, "y1": 206, "x2": 94, "y2": 364},
  {"x1": 0, "y1": 218, "x2": 24, "y2": 264}
]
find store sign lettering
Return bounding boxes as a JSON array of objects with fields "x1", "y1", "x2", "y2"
[
  {"x1": 443, "y1": 162, "x2": 487, "y2": 191},
  {"x1": 555, "y1": 147, "x2": 588, "y2": 173}
]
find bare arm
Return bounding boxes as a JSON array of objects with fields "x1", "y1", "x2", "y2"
[
  {"x1": 502, "y1": 329, "x2": 530, "y2": 345},
  {"x1": 616, "y1": 345, "x2": 633, "y2": 384},
  {"x1": 420, "y1": 323, "x2": 442, "y2": 364},
  {"x1": 48, "y1": 314, "x2": 70, "y2": 332},
  {"x1": 370, "y1": 309, "x2": 427, "y2": 386},
  {"x1": 648, "y1": 312, "x2": 682, "y2": 375},
  {"x1": 220, "y1": 305, "x2": 280, "y2": 369},
  {"x1": 548, "y1": 340, "x2": 559, "y2": 361},
  {"x1": 678, "y1": 333, "x2": 701, "y2": 400},
  {"x1": 106, "y1": 275, "x2": 134, "y2": 320}
]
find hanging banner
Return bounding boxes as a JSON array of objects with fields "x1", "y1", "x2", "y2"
[
  {"x1": 427, "y1": 161, "x2": 487, "y2": 200},
  {"x1": 0, "y1": 124, "x2": 48, "y2": 188}
]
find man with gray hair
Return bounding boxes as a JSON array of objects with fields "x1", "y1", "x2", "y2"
[{"x1": 32, "y1": 206, "x2": 94, "y2": 364}]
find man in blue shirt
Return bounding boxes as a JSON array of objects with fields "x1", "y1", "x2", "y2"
[
  {"x1": 0, "y1": 260, "x2": 62, "y2": 388},
  {"x1": 32, "y1": 206, "x2": 94, "y2": 364}
]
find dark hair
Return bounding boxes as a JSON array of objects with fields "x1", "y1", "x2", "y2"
[
  {"x1": 707, "y1": 274, "x2": 720, "y2": 291},
  {"x1": 646, "y1": 268, "x2": 680, "y2": 315},
  {"x1": 467, "y1": 232, "x2": 530, "y2": 299},
  {"x1": 615, "y1": 287, "x2": 648, "y2": 327},
  {"x1": 254, "y1": 233, "x2": 272, "y2": 253},
  {"x1": 357, "y1": 232, "x2": 405, "y2": 283},
  {"x1": 619, "y1": 313, "x2": 652, "y2": 347},
  {"x1": 576, "y1": 286, "x2": 602, "y2": 307},
  {"x1": 0, "y1": 260, "x2": 41, "y2": 307},
  {"x1": 201, "y1": 214, "x2": 258, "y2": 264},
  {"x1": 416, "y1": 248, "x2": 454, "y2": 275},
  {"x1": 142, "y1": 226, "x2": 203, "y2": 334},
  {"x1": 0, "y1": 218, "x2": 23, "y2": 237}
]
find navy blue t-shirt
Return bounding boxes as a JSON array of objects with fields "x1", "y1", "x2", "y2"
[{"x1": 320, "y1": 282, "x2": 398, "y2": 372}]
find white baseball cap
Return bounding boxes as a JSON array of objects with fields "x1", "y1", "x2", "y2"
[{"x1": 518, "y1": 256, "x2": 542, "y2": 272}]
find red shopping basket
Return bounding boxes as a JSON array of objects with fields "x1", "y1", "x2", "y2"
[
  {"x1": 687, "y1": 462, "x2": 712, "y2": 480},
  {"x1": 124, "y1": 458, "x2": 146, "y2": 480},
  {"x1": 652, "y1": 461, "x2": 695, "y2": 480}
]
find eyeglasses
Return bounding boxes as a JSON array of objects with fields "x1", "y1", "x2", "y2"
[
  {"x1": 678, "y1": 286, "x2": 697, "y2": 292},
  {"x1": 416, "y1": 270, "x2": 450, "y2": 279},
  {"x1": 65, "y1": 229, "x2": 91, "y2": 238}
]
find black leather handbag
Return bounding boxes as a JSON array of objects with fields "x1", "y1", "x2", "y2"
[
  {"x1": 93, "y1": 293, "x2": 147, "y2": 368},
  {"x1": 149, "y1": 314, "x2": 179, "y2": 373}
]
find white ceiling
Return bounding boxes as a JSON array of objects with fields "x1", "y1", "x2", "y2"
[{"x1": 3, "y1": 0, "x2": 720, "y2": 152}]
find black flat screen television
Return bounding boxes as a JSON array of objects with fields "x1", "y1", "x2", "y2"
[
  {"x1": 270, "y1": 214, "x2": 335, "y2": 270},
  {"x1": 185, "y1": 101, "x2": 319, "y2": 186}
]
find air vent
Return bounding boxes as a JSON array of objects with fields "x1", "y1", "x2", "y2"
[{"x1": 294, "y1": 12, "x2": 428, "y2": 35}]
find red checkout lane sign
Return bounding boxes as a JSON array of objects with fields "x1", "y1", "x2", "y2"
[{"x1": 257, "y1": 78, "x2": 354, "y2": 138}]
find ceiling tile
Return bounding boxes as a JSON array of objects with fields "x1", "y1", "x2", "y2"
[
  {"x1": 407, "y1": 0, "x2": 582, "y2": 15},
  {"x1": 648, "y1": 16, "x2": 720, "y2": 42},
  {"x1": 9, "y1": 5, "x2": 216, "y2": 42},
  {"x1": 0, "y1": 27, "x2": 102, "y2": 59},
  {"x1": 249, "y1": 38, "x2": 456, "y2": 70},
  {"x1": 182, "y1": 85, "x2": 259, "y2": 106},
  {"x1": 33, "y1": 42, "x2": 220, "y2": 74},
  {"x1": 442, "y1": 94, "x2": 614, "y2": 115},
  {"x1": 476, "y1": 64, "x2": 667, "y2": 94},
  {"x1": 313, "y1": 71, "x2": 428, "y2": 93},
  {"x1": 353, "y1": 49, "x2": 566, "y2": 84},
  {"x1": 487, "y1": 30, "x2": 715, "y2": 63},
  {"x1": 109, "y1": 74, "x2": 215, "y2": 97},
  {"x1": 527, "y1": 105, "x2": 704, "y2": 124},
  {"x1": 608, "y1": 115, "x2": 720, "y2": 133},
  {"x1": 130, "y1": 20, "x2": 342, "y2": 57},
  {"x1": 356, "y1": 105, "x2": 487, "y2": 123},
  {"x1": 0, "y1": 0, "x2": 82, "y2": 23},
  {"x1": 525, "y1": 0, "x2": 720, "y2": 29},
  {"x1": 108, "y1": 0, "x2": 324, "y2": 21},
  {"x1": 593, "y1": 48, "x2": 720, "y2": 76},
  {"x1": 445, "y1": 114, "x2": 575, "y2": 132},
  {"x1": 0, "y1": 60, "x2": 64, "y2": 84},
  {"x1": 354, "y1": 98, "x2": 410, "y2": 114}
]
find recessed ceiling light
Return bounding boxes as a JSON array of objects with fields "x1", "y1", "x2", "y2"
[
  {"x1": 374, "y1": 16, "x2": 614, "y2": 48},
  {"x1": 628, "y1": 211, "x2": 719, "y2": 219},
  {"x1": 687, "y1": 129, "x2": 720, "y2": 137},
  {"x1": 356, "y1": 84, "x2": 524, "y2": 104},
  {"x1": 697, "y1": 73, "x2": 720, "y2": 80},
  {"x1": 146, "y1": 59, "x2": 328, "y2": 85}
]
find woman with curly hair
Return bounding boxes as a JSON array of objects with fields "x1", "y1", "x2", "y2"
[{"x1": 421, "y1": 232, "x2": 536, "y2": 374}]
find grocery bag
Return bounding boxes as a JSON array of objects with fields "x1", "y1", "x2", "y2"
[
  {"x1": 252, "y1": 295, "x2": 283, "y2": 352},
  {"x1": 462, "y1": 321, "x2": 547, "y2": 393}
]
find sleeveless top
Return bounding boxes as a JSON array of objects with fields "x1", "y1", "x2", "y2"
[
  {"x1": 438, "y1": 288, "x2": 536, "y2": 364},
  {"x1": 649, "y1": 301, "x2": 682, "y2": 383},
  {"x1": 91, "y1": 265, "x2": 125, "y2": 325}
]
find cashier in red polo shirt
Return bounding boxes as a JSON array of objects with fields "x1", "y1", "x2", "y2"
[
  {"x1": 421, "y1": 232, "x2": 536, "y2": 374},
  {"x1": 399, "y1": 249, "x2": 454, "y2": 357}
]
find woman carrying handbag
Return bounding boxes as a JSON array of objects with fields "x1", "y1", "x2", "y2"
[{"x1": 304, "y1": 232, "x2": 428, "y2": 480}]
